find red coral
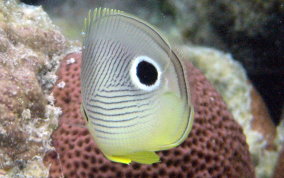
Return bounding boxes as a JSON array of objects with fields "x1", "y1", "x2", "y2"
[{"x1": 44, "y1": 52, "x2": 255, "y2": 177}]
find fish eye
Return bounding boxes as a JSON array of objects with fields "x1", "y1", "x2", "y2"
[
  {"x1": 136, "y1": 61, "x2": 157, "y2": 86},
  {"x1": 130, "y1": 56, "x2": 161, "y2": 91}
]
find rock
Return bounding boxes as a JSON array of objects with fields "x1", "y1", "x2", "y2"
[{"x1": 0, "y1": 0, "x2": 80, "y2": 177}]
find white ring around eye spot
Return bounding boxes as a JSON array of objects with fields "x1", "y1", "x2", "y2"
[{"x1": 130, "y1": 55, "x2": 162, "y2": 91}]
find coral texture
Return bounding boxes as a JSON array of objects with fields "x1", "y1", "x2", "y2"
[
  {"x1": 251, "y1": 89, "x2": 276, "y2": 149},
  {"x1": 44, "y1": 52, "x2": 255, "y2": 177},
  {"x1": 180, "y1": 46, "x2": 282, "y2": 177},
  {"x1": 273, "y1": 119, "x2": 284, "y2": 178},
  {"x1": 0, "y1": 0, "x2": 77, "y2": 177}
]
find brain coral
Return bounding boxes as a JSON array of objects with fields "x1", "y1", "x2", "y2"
[
  {"x1": 180, "y1": 46, "x2": 282, "y2": 178},
  {"x1": 44, "y1": 52, "x2": 255, "y2": 177}
]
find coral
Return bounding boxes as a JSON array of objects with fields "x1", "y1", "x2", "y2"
[
  {"x1": 273, "y1": 119, "x2": 284, "y2": 178},
  {"x1": 44, "y1": 52, "x2": 255, "y2": 177},
  {"x1": 273, "y1": 144, "x2": 284, "y2": 178},
  {"x1": 180, "y1": 45, "x2": 282, "y2": 177},
  {"x1": 251, "y1": 89, "x2": 276, "y2": 149},
  {"x1": 0, "y1": 0, "x2": 79, "y2": 177}
]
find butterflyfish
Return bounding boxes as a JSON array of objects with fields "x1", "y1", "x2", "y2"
[{"x1": 81, "y1": 8, "x2": 194, "y2": 164}]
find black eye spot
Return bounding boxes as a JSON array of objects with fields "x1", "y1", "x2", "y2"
[{"x1": 136, "y1": 60, "x2": 158, "y2": 86}]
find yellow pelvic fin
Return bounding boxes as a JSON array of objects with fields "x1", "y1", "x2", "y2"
[
  {"x1": 105, "y1": 155, "x2": 131, "y2": 164},
  {"x1": 105, "y1": 151, "x2": 160, "y2": 164}
]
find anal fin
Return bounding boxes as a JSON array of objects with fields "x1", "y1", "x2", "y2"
[
  {"x1": 105, "y1": 151, "x2": 160, "y2": 164},
  {"x1": 127, "y1": 151, "x2": 160, "y2": 164},
  {"x1": 105, "y1": 155, "x2": 131, "y2": 164}
]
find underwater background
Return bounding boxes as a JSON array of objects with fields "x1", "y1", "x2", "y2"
[
  {"x1": 22, "y1": 0, "x2": 284, "y2": 126},
  {"x1": 0, "y1": 0, "x2": 283, "y2": 177}
]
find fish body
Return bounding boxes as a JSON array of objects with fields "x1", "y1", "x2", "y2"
[{"x1": 81, "y1": 8, "x2": 194, "y2": 164}]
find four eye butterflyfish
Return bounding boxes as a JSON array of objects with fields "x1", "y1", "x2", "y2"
[{"x1": 80, "y1": 8, "x2": 194, "y2": 164}]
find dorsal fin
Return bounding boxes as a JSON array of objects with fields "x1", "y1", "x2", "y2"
[{"x1": 82, "y1": 8, "x2": 171, "y2": 48}]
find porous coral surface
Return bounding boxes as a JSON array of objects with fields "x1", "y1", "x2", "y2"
[
  {"x1": 180, "y1": 46, "x2": 281, "y2": 177},
  {"x1": 44, "y1": 52, "x2": 255, "y2": 177}
]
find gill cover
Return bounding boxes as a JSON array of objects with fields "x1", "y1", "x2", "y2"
[{"x1": 81, "y1": 8, "x2": 194, "y2": 164}]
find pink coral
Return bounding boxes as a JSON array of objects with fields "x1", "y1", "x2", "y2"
[{"x1": 44, "y1": 52, "x2": 255, "y2": 177}]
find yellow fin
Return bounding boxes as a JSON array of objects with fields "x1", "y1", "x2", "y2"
[
  {"x1": 127, "y1": 151, "x2": 160, "y2": 164},
  {"x1": 105, "y1": 151, "x2": 160, "y2": 164},
  {"x1": 105, "y1": 155, "x2": 131, "y2": 164}
]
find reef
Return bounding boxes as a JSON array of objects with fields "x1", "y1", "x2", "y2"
[
  {"x1": 2, "y1": 0, "x2": 283, "y2": 177},
  {"x1": 0, "y1": 0, "x2": 79, "y2": 177},
  {"x1": 42, "y1": 45, "x2": 283, "y2": 178},
  {"x1": 273, "y1": 118, "x2": 284, "y2": 177},
  {"x1": 44, "y1": 52, "x2": 255, "y2": 177}
]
